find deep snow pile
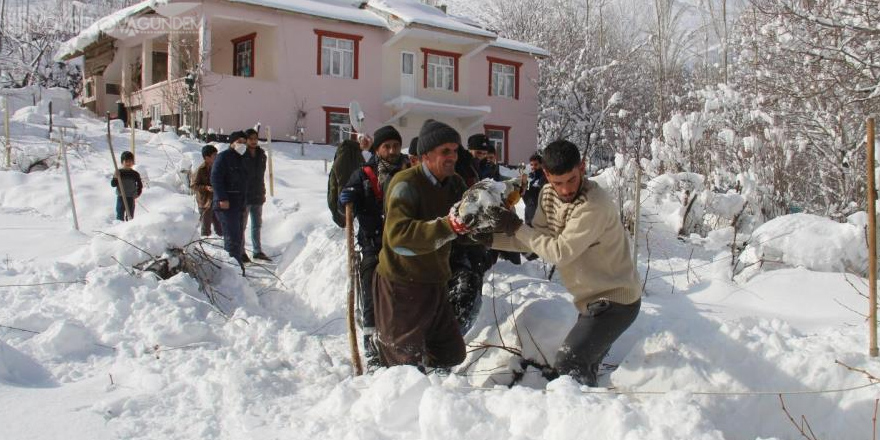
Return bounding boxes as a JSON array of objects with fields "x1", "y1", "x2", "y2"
[{"x1": 1, "y1": 103, "x2": 879, "y2": 440}]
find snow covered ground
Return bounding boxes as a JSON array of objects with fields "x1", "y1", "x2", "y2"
[{"x1": 1, "y1": 95, "x2": 879, "y2": 440}]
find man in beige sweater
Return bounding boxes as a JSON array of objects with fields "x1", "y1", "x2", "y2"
[{"x1": 488, "y1": 139, "x2": 641, "y2": 386}]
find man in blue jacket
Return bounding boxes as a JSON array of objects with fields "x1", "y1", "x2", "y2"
[{"x1": 212, "y1": 131, "x2": 249, "y2": 270}]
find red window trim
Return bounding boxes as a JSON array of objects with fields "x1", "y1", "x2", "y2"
[
  {"x1": 421, "y1": 48, "x2": 461, "y2": 92},
  {"x1": 484, "y1": 124, "x2": 511, "y2": 164},
  {"x1": 231, "y1": 33, "x2": 257, "y2": 77},
  {"x1": 315, "y1": 29, "x2": 363, "y2": 80},
  {"x1": 487, "y1": 56, "x2": 522, "y2": 100},
  {"x1": 323, "y1": 106, "x2": 356, "y2": 144}
]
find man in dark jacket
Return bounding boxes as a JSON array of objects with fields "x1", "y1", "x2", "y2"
[
  {"x1": 110, "y1": 151, "x2": 143, "y2": 221},
  {"x1": 242, "y1": 128, "x2": 270, "y2": 262},
  {"x1": 212, "y1": 131, "x2": 249, "y2": 269},
  {"x1": 522, "y1": 152, "x2": 547, "y2": 226},
  {"x1": 338, "y1": 125, "x2": 406, "y2": 369},
  {"x1": 373, "y1": 119, "x2": 470, "y2": 369},
  {"x1": 191, "y1": 145, "x2": 222, "y2": 236},
  {"x1": 468, "y1": 134, "x2": 503, "y2": 182},
  {"x1": 447, "y1": 142, "x2": 490, "y2": 334},
  {"x1": 328, "y1": 139, "x2": 366, "y2": 227}
]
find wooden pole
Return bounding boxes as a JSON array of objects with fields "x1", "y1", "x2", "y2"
[
  {"x1": 60, "y1": 128, "x2": 79, "y2": 231},
  {"x1": 267, "y1": 126, "x2": 274, "y2": 197},
  {"x1": 4, "y1": 96, "x2": 9, "y2": 168},
  {"x1": 346, "y1": 204, "x2": 364, "y2": 376},
  {"x1": 130, "y1": 116, "x2": 136, "y2": 155},
  {"x1": 868, "y1": 117, "x2": 878, "y2": 357},
  {"x1": 633, "y1": 163, "x2": 643, "y2": 269},
  {"x1": 107, "y1": 113, "x2": 132, "y2": 221}
]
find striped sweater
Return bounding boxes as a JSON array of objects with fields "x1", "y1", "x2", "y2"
[{"x1": 492, "y1": 179, "x2": 641, "y2": 312}]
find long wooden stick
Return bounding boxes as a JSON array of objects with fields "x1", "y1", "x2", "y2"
[
  {"x1": 130, "y1": 115, "x2": 136, "y2": 155},
  {"x1": 346, "y1": 203, "x2": 363, "y2": 375},
  {"x1": 267, "y1": 126, "x2": 274, "y2": 197},
  {"x1": 632, "y1": 163, "x2": 642, "y2": 269},
  {"x1": 60, "y1": 128, "x2": 79, "y2": 231},
  {"x1": 868, "y1": 117, "x2": 877, "y2": 357},
  {"x1": 4, "y1": 96, "x2": 9, "y2": 168},
  {"x1": 107, "y1": 113, "x2": 132, "y2": 221}
]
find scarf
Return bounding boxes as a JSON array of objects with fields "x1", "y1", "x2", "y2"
[{"x1": 377, "y1": 156, "x2": 403, "y2": 189}]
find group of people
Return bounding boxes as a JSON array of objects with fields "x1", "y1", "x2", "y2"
[
  {"x1": 333, "y1": 119, "x2": 641, "y2": 387},
  {"x1": 112, "y1": 129, "x2": 271, "y2": 273},
  {"x1": 110, "y1": 117, "x2": 641, "y2": 386},
  {"x1": 194, "y1": 129, "x2": 272, "y2": 270}
]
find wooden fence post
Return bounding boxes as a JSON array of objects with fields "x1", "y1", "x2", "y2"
[
  {"x1": 4, "y1": 96, "x2": 9, "y2": 168},
  {"x1": 868, "y1": 117, "x2": 877, "y2": 357},
  {"x1": 60, "y1": 128, "x2": 79, "y2": 231},
  {"x1": 267, "y1": 126, "x2": 274, "y2": 197}
]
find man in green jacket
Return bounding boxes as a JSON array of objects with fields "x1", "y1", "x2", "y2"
[
  {"x1": 373, "y1": 119, "x2": 471, "y2": 369},
  {"x1": 488, "y1": 139, "x2": 642, "y2": 386}
]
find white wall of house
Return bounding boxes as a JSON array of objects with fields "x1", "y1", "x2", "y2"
[{"x1": 86, "y1": 0, "x2": 541, "y2": 162}]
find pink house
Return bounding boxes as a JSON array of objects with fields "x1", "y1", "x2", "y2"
[{"x1": 57, "y1": 0, "x2": 548, "y2": 164}]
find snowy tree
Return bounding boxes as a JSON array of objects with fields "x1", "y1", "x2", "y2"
[{"x1": 0, "y1": 0, "x2": 136, "y2": 91}]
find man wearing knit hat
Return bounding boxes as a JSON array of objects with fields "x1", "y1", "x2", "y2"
[
  {"x1": 337, "y1": 125, "x2": 407, "y2": 369},
  {"x1": 407, "y1": 137, "x2": 420, "y2": 167},
  {"x1": 211, "y1": 131, "x2": 250, "y2": 272},
  {"x1": 372, "y1": 119, "x2": 472, "y2": 369},
  {"x1": 486, "y1": 139, "x2": 641, "y2": 386}
]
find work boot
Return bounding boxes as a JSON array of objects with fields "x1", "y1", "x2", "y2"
[{"x1": 252, "y1": 252, "x2": 272, "y2": 262}]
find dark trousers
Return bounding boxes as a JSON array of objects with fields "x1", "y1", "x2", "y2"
[
  {"x1": 359, "y1": 250, "x2": 379, "y2": 329},
  {"x1": 555, "y1": 299, "x2": 641, "y2": 387},
  {"x1": 241, "y1": 204, "x2": 264, "y2": 254},
  {"x1": 373, "y1": 272, "x2": 466, "y2": 368},
  {"x1": 116, "y1": 197, "x2": 135, "y2": 221},
  {"x1": 199, "y1": 206, "x2": 222, "y2": 237},
  {"x1": 447, "y1": 244, "x2": 490, "y2": 334},
  {"x1": 216, "y1": 206, "x2": 245, "y2": 263}
]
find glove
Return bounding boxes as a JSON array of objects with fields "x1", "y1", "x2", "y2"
[
  {"x1": 339, "y1": 187, "x2": 358, "y2": 206},
  {"x1": 447, "y1": 206, "x2": 471, "y2": 235},
  {"x1": 489, "y1": 206, "x2": 522, "y2": 236}
]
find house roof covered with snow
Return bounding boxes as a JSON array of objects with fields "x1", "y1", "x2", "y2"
[
  {"x1": 55, "y1": 0, "x2": 165, "y2": 60},
  {"x1": 228, "y1": 0, "x2": 388, "y2": 28},
  {"x1": 367, "y1": 0, "x2": 496, "y2": 39},
  {"x1": 57, "y1": 0, "x2": 547, "y2": 61}
]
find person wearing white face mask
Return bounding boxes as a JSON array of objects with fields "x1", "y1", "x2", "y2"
[{"x1": 211, "y1": 131, "x2": 250, "y2": 271}]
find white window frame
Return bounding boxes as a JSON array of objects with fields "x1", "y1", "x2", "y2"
[
  {"x1": 492, "y1": 63, "x2": 516, "y2": 98},
  {"x1": 322, "y1": 37, "x2": 355, "y2": 79},
  {"x1": 150, "y1": 104, "x2": 161, "y2": 124},
  {"x1": 427, "y1": 54, "x2": 455, "y2": 91},
  {"x1": 328, "y1": 111, "x2": 351, "y2": 145},
  {"x1": 486, "y1": 128, "x2": 506, "y2": 162}
]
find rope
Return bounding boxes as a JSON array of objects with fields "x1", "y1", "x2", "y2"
[
  {"x1": 0, "y1": 280, "x2": 86, "y2": 288},
  {"x1": 446, "y1": 378, "x2": 880, "y2": 397}
]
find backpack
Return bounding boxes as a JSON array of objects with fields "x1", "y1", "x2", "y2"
[{"x1": 328, "y1": 140, "x2": 366, "y2": 227}]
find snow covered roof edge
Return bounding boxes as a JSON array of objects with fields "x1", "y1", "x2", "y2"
[
  {"x1": 492, "y1": 37, "x2": 550, "y2": 58},
  {"x1": 55, "y1": 0, "x2": 166, "y2": 61}
]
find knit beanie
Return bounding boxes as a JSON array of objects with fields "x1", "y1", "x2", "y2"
[
  {"x1": 418, "y1": 119, "x2": 460, "y2": 155},
  {"x1": 408, "y1": 137, "x2": 419, "y2": 156},
  {"x1": 371, "y1": 125, "x2": 403, "y2": 152},
  {"x1": 467, "y1": 133, "x2": 491, "y2": 151}
]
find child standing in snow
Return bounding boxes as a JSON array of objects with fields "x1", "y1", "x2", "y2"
[
  {"x1": 191, "y1": 145, "x2": 222, "y2": 236},
  {"x1": 110, "y1": 151, "x2": 143, "y2": 221}
]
